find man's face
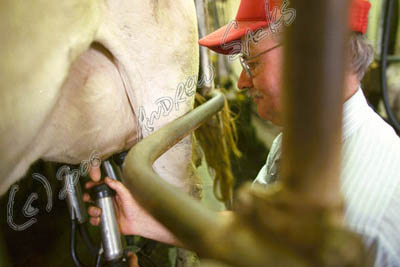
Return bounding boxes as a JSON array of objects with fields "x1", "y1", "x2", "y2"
[{"x1": 237, "y1": 36, "x2": 284, "y2": 125}]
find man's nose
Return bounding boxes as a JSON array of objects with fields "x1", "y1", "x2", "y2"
[{"x1": 237, "y1": 70, "x2": 252, "y2": 91}]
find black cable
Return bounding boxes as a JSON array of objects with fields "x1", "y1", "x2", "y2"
[
  {"x1": 71, "y1": 219, "x2": 89, "y2": 267},
  {"x1": 380, "y1": 0, "x2": 400, "y2": 133},
  {"x1": 79, "y1": 223, "x2": 100, "y2": 257}
]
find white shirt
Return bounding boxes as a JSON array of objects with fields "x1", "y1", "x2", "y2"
[{"x1": 254, "y1": 88, "x2": 400, "y2": 267}]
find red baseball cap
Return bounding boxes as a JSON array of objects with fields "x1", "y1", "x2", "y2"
[{"x1": 199, "y1": 0, "x2": 371, "y2": 55}]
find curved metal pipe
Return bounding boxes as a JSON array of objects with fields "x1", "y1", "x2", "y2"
[
  {"x1": 122, "y1": 0, "x2": 365, "y2": 262},
  {"x1": 123, "y1": 92, "x2": 224, "y2": 249},
  {"x1": 123, "y1": 92, "x2": 308, "y2": 266}
]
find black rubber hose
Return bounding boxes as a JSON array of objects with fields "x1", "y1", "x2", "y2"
[
  {"x1": 79, "y1": 223, "x2": 100, "y2": 257},
  {"x1": 112, "y1": 151, "x2": 128, "y2": 168},
  {"x1": 381, "y1": 0, "x2": 400, "y2": 133},
  {"x1": 71, "y1": 219, "x2": 89, "y2": 267},
  {"x1": 95, "y1": 250, "x2": 103, "y2": 267}
]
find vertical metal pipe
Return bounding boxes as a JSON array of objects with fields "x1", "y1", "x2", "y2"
[
  {"x1": 282, "y1": 0, "x2": 350, "y2": 208},
  {"x1": 65, "y1": 172, "x2": 88, "y2": 224},
  {"x1": 101, "y1": 160, "x2": 119, "y2": 181},
  {"x1": 195, "y1": 0, "x2": 214, "y2": 95}
]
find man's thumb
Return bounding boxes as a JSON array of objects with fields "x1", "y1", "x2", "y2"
[{"x1": 105, "y1": 177, "x2": 130, "y2": 197}]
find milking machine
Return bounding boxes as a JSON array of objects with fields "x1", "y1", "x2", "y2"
[
  {"x1": 60, "y1": 90, "x2": 226, "y2": 267},
  {"x1": 64, "y1": 155, "x2": 129, "y2": 267}
]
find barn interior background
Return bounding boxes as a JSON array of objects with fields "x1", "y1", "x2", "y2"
[{"x1": 1, "y1": 0, "x2": 399, "y2": 266}]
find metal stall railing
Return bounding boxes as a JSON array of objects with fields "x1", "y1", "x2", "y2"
[
  {"x1": 123, "y1": 92, "x2": 307, "y2": 267},
  {"x1": 122, "y1": 0, "x2": 365, "y2": 266}
]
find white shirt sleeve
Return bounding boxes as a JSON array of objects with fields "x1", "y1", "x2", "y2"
[
  {"x1": 372, "y1": 181, "x2": 400, "y2": 266},
  {"x1": 252, "y1": 133, "x2": 282, "y2": 186}
]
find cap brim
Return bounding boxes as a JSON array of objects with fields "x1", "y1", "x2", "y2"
[{"x1": 199, "y1": 20, "x2": 268, "y2": 55}]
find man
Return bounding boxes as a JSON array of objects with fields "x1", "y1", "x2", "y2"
[{"x1": 85, "y1": 0, "x2": 400, "y2": 265}]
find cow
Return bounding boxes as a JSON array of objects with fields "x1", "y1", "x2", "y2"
[{"x1": 0, "y1": 0, "x2": 200, "y2": 197}]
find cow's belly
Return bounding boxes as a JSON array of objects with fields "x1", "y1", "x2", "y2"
[
  {"x1": 38, "y1": 43, "x2": 138, "y2": 164},
  {"x1": 0, "y1": 0, "x2": 199, "y2": 196}
]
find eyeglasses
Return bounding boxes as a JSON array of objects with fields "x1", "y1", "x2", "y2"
[{"x1": 239, "y1": 43, "x2": 283, "y2": 80}]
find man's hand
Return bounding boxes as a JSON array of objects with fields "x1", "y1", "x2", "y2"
[
  {"x1": 83, "y1": 166, "x2": 182, "y2": 247},
  {"x1": 83, "y1": 166, "x2": 144, "y2": 235},
  {"x1": 83, "y1": 166, "x2": 142, "y2": 266}
]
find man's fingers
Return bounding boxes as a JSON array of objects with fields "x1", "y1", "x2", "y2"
[
  {"x1": 105, "y1": 178, "x2": 137, "y2": 209},
  {"x1": 83, "y1": 193, "x2": 92, "y2": 203},
  {"x1": 88, "y1": 206, "x2": 101, "y2": 217},
  {"x1": 127, "y1": 252, "x2": 139, "y2": 267},
  {"x1": 89, "y1": 165, "x2": 101, "y2": 182},
  {"x1": 89, "y1": 217, "x2": 100, "y2": 226},
  {"x1": 85, "y1": 181, "x2": 101, "y2": 189},
  {"x1": 105, "y1": 177, "x2": 131, "y2": 197}
]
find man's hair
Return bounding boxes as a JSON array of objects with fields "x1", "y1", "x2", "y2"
[
  {"x1": 349, "y1": 32, "x2": 374, "y2": 81},
  {"x1": 241, "y1": 29, "x2": 373, "y2": 81}
]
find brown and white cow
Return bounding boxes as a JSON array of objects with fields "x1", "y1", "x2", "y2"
[{"x1": 0, "y1": 0, "x2": 199, "y2": 195}]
